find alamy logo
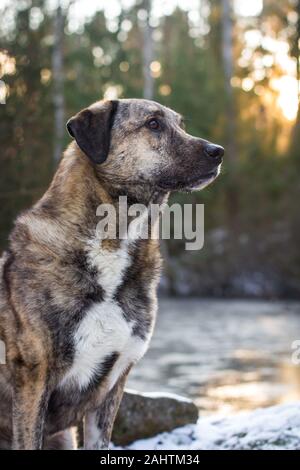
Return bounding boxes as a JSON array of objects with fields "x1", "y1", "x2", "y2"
[
  {"x1": 291, "y1": 340, "x2": 300, "y2": 365},
  {"x1": 0, "y1": 80, "x2": 6, "y2": 104},
  {"x1": 0, "y1": 340, "x2": 6, "y2": 364},
  {"x1": 95, "y1": 196, "x2": 205, "y2": 251}
]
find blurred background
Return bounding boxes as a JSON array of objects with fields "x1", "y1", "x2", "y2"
[{"x1": 0, "y1": 0, "x2": 300, "y2": 416}]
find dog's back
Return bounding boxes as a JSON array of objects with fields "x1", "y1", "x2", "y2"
[{"x1": 0, "y1": 252, "x2": 14, "y2": 448}]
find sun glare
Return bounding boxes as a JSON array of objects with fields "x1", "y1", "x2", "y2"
[
  {"x1": 234, "y1": 0, "x2": 263, "y2": 17},
  {"x1": 242, "y1": 27, "x2": 299, "y2": 122},
  {"x1": 271, "y1": 76, "x2": 299, "y2": 121}
]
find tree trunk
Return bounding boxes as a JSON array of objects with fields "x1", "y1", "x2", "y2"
[
  {"x1": 221, "y1": 0, "x2": 236, "y2": 166},
  {"x1": 142, "y1": 0, "x2": 154, "y2": 100},
  {"x1": 221, "y1": 0, "x2": 239, "y2": 222},
  {"x1": 290, "y1": 0, "x2": 300, "y2": 155},
  {"x1": 52, "y1": 4, "x2": 65, "y2": 164}
]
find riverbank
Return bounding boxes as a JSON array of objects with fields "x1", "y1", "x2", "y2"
[{"x1": 116, "y1": 402, "x2": 300, "y2": 450}]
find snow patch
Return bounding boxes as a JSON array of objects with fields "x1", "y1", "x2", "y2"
[{"x1": 115, "y1": 402, "x2": 300, "y2": 450}]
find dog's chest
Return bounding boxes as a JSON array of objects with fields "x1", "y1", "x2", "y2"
[{"x1": 60, "y1": 241, "x2": 151, "y2": 391}]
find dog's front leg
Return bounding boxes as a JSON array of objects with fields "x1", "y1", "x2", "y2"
[
  {"x1": 12, "y1": 364, "x2": 49, "y2": 450},
  {"x1": 84, "y1": 374, "x2": 128, "y2": 450}
]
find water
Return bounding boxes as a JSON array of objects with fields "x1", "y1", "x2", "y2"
[{"x1": 128, "y1": 299, "x2": 300, "y2": 415}]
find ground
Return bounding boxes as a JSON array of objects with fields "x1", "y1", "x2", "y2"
[{"x1": 117, "y1": 402, "x2": 300, "y2": 450}]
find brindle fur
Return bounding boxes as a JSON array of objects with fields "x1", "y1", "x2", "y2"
[{"x1": 0, "y1": 98, "x2": 223, "y2": 449}]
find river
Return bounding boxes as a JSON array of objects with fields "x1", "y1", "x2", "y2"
[{"x1": 128, "y1": 299, "x2": 300, "y2": 415}]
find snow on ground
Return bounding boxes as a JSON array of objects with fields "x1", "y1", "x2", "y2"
[{"x1": 119, "y1": 402, "x2": 300, "y2": 450}]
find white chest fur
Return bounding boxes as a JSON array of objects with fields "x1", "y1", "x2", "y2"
[{"x1": 60, "y1": 241, "x2": 150, "y2": 391}]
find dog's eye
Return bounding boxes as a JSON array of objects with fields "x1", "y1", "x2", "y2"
[{"x1": 146, "y1": 119, "x2": 161, "y2": 131}]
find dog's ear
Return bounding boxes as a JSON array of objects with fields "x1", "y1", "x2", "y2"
[{"x1": 66, "y1": 100, "x2": 118, "y2": 164}]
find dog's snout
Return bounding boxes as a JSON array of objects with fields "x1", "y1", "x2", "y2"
[{"x1": 203, "y1": 143, "x2": 224, "y2": 163}]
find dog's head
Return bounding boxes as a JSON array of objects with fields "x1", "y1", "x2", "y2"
[{"x1": 67, "y1": 99, "x2": 224, "y2": 193}]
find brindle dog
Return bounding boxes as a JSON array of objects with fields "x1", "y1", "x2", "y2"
[{"x1": 0, "y1": 99, "x2": 224, "y2": 450}]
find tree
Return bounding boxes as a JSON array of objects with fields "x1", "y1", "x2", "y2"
[
  {"x1": 221, "y1": 0, "x2": 236, "y2": 166},
  {"x1": 0, "y1": 0, "x2": 53, "y2": 249},
  {"x1": 141, "y1": 0, "x2": 154, "y2": 99},
  {"x1": 290, "y1": 0, "x2": 300, "y2": 155},
  {"x1": 220, "y1": 0, "x2": 240, "y2": 226},
  {"x1": 52, "y1": 3, "x2": 65, "y2": 164}
]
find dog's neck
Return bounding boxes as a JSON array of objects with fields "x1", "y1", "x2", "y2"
[
  {"x1": 38, "y1": 145, "x2": 169, "y2": 240},
  {"x1": 97, "y1": 179, "x2": 168, "y2": 207}
]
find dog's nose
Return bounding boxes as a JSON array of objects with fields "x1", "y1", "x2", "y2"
[{"x1": 204, "y1": 144, "x2": 224, "y2": 163}]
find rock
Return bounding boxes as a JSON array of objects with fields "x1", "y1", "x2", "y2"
[
  {"x1": 123, "y1": 402, "x2": 300, "y2": 450},
  {"x1": 112, "y1": 389, "x2": 199, "y2": 446}
]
